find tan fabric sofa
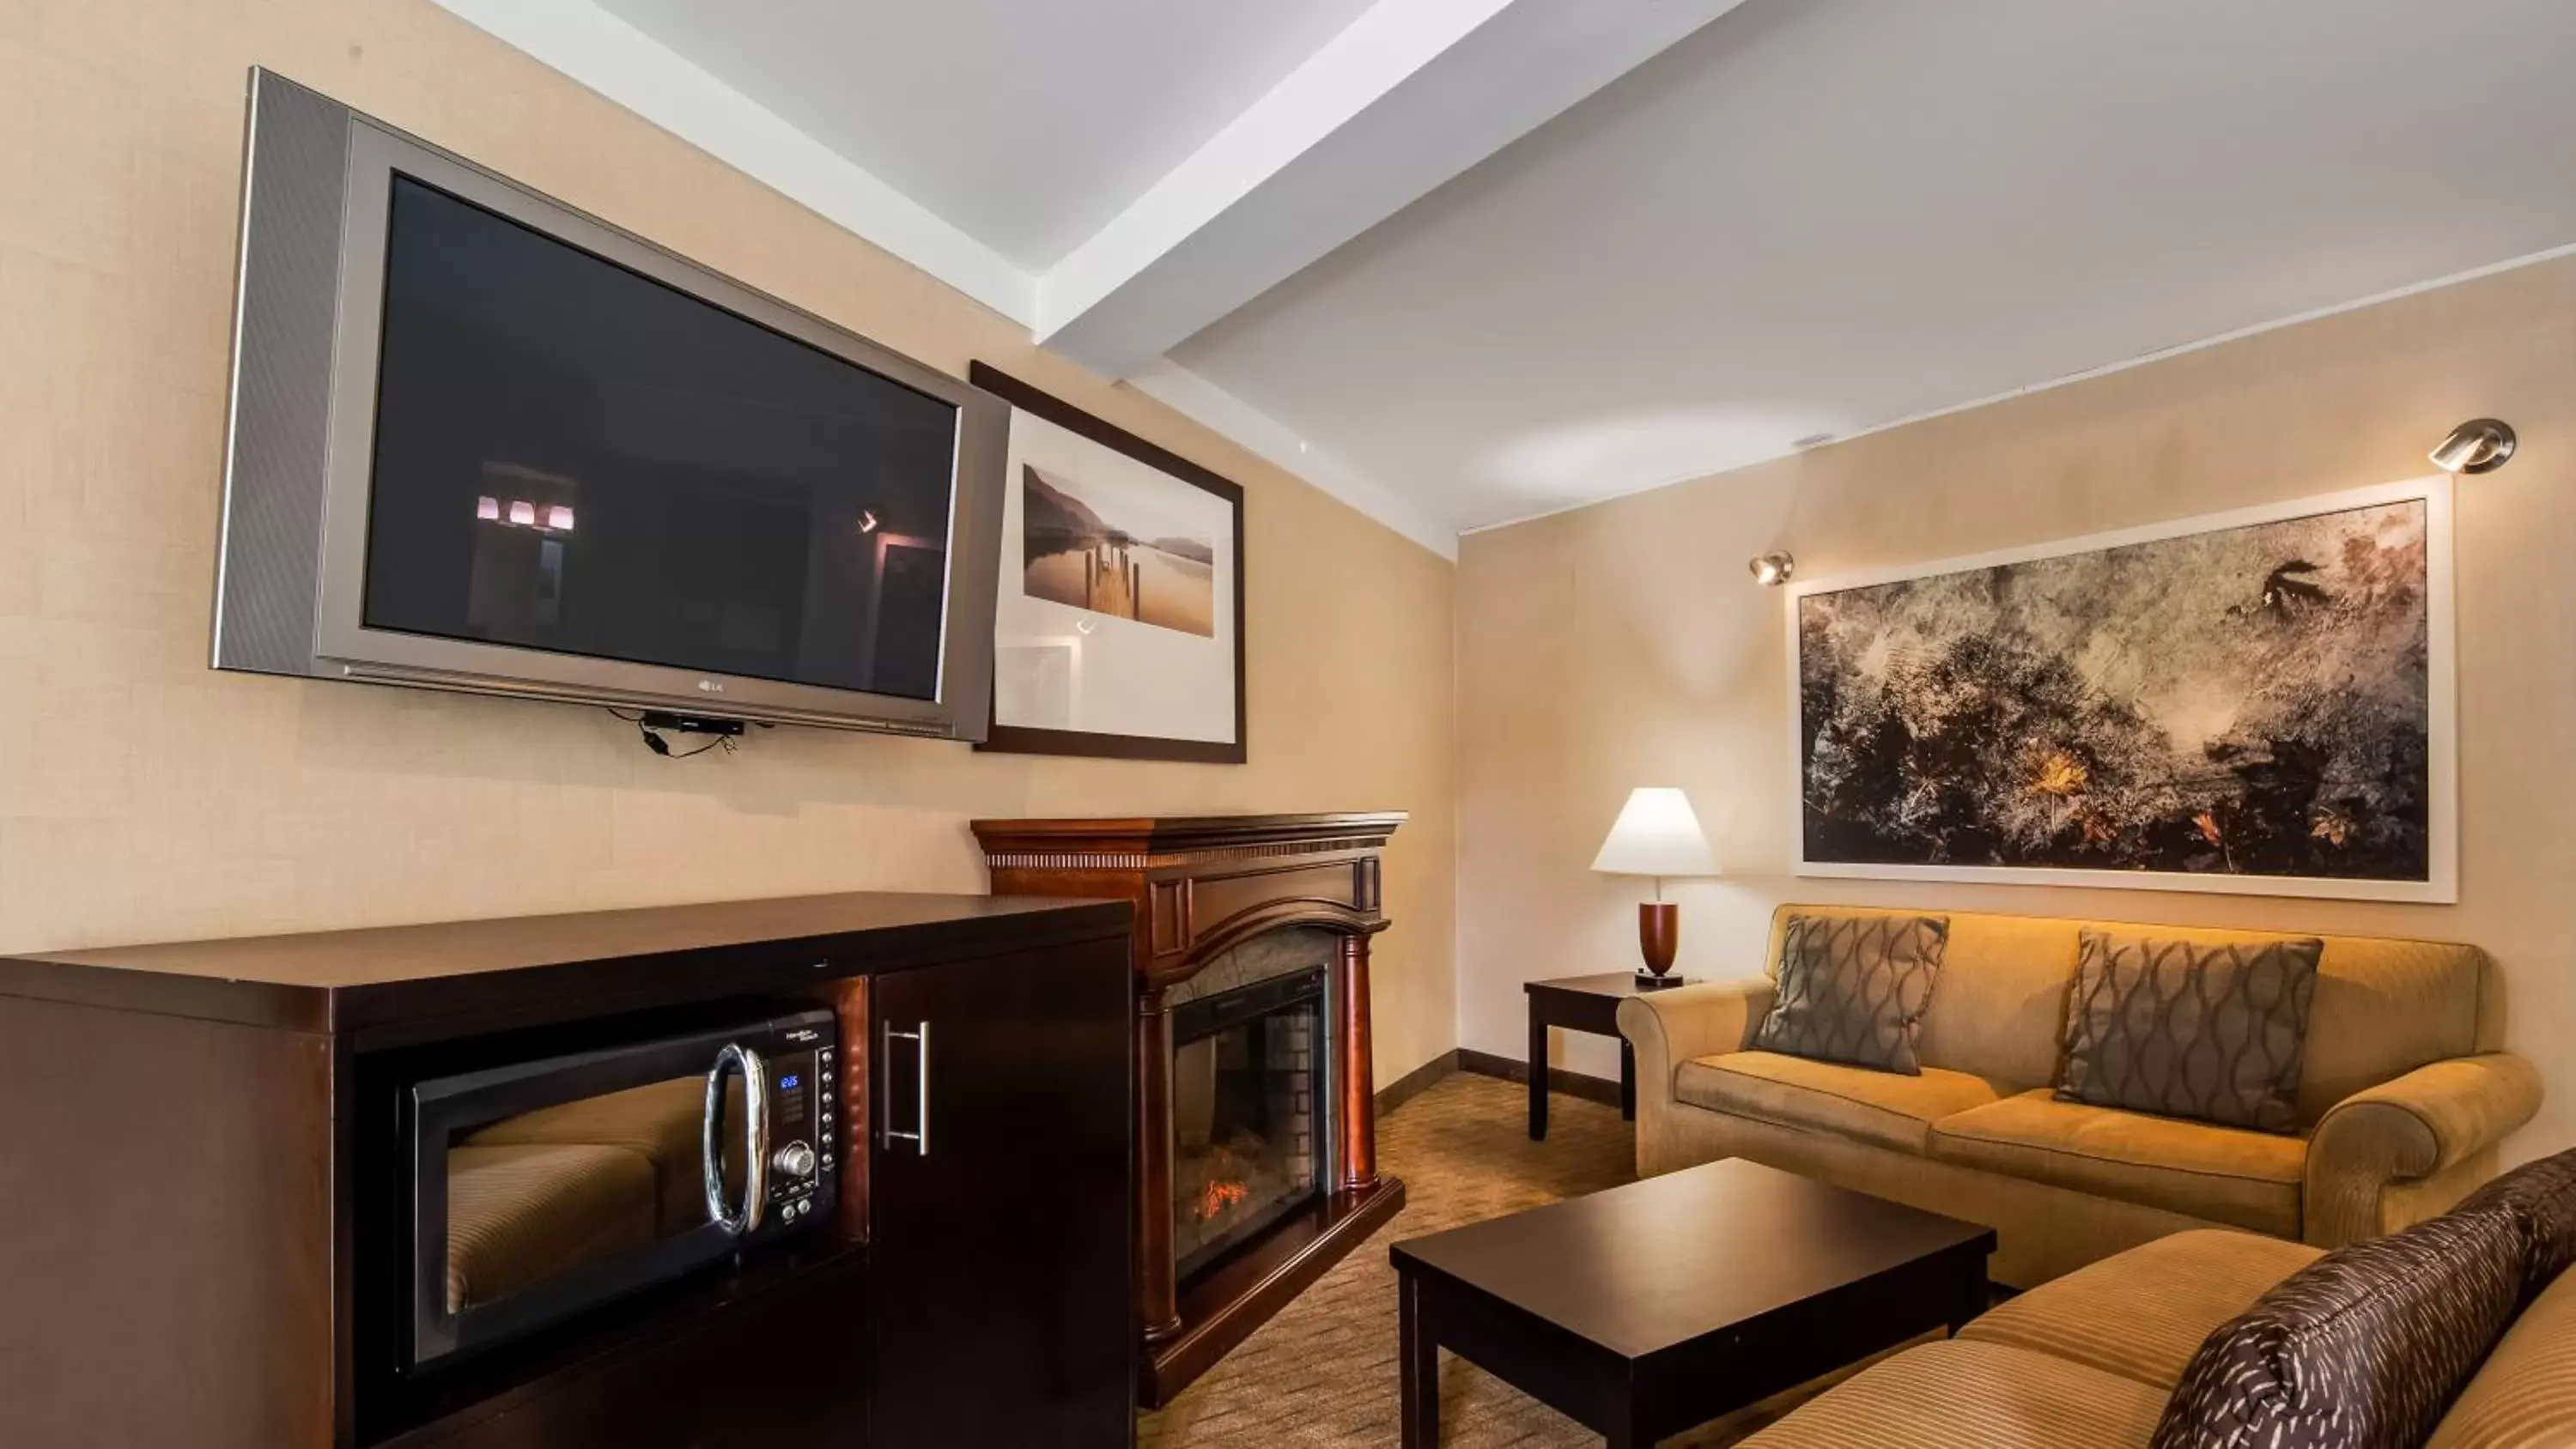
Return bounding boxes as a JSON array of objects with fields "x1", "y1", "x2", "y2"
[
  {"x1": 1618, "y1": 905, "x2": 2542, "y2": 1286},
  {"x1": 1737, "y1": 1228, "x2": 2576, "y2": 1446}
]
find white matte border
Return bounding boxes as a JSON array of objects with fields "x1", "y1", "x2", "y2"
[{"x1": 1783, "y1": 475, "x2": 2458, "y2": 903}]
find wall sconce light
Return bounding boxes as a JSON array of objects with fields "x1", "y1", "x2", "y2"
[
  {"x1": 1748, "y1": 551, "x2": 1796, "y2": 586},
  {"x1": 857, "y1": 509, "x2": 881, "y2": 534},
  {"x1": 2430, "y1": 419, "x2": 2516, "y2": 475}
]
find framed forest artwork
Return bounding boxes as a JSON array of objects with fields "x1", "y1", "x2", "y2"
[
  {"x1": 969, "y1": 363, "x2": 1247, "y2": 762},
  {"x1": 1788, "y1": 476, "x2": 2455, "y2": 901}
]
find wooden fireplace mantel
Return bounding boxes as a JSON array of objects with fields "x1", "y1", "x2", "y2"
[
  {"x1": 975, "y1": 812, "x2": 1405, "y2": 986},
  {"x1": 971, "y1": 812, "x2": 1409, "y2": 1405}
]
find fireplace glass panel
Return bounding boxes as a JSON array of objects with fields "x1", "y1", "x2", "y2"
[{"x1": 1171, "y1": 970, "x2": 1326, "y2": 1281}]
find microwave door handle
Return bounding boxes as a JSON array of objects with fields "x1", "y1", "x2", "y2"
[
  {"x1": 884, "y1": 1021, "x2": 928, "y2": 1156},
  {"x1": 701, "y1": 1043, "x2": 769, "y2": 1236}
]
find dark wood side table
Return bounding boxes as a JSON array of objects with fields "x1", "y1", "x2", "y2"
[
  {"x1": 1391, "y1": 1159, "x2": 1995, "y2": 1449},
  {"x1": 1523, "y1": 973, "x2": 1685, "y2": 1138}
]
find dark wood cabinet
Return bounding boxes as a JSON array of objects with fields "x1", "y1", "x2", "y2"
[
  {"x1": 402, "y1": 1255, "x2": 873, "y2": 1449},
  {"x1": 869, "y1": 942, "x2": 1135, "y2": 1446},
  {"x1": 0, "y1": 893, "x2": 1138, "y2": 1449}
]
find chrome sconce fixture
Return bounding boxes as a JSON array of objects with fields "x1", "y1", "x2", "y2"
[
  {"x1": 2430, "y1": 419, "x2": 2516, "y2": 475},
  {"x1": 1747, "y1": 552, "x2": 1796, "y2": 586}
]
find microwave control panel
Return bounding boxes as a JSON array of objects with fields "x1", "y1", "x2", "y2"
[{"x1": 757, "y1": 1015, "x2": 838, "y2": 1234}]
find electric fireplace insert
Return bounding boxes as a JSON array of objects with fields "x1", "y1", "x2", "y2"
[{"x1": 1169, "y1": 966, "x2": 1328, "y2": 1282}]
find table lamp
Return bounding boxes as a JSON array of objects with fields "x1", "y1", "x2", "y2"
[{"x1": 1590, "y1": 787, "x2": 1718, "y2": 987}]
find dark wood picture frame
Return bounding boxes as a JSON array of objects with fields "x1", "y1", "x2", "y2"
[{"x1": 969, "y1": 361, "x2": 1249, "y2": 764}]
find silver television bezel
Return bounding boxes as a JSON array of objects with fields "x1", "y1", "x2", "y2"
[{"x1": 220, "y1": 70, "x2": 1004, "y2": 738}]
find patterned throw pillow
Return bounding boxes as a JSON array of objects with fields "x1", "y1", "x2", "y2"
[
  {"x1": 2453, "y1": 1146, "x2": 2576, "y2": 1304},
  {"x1": 2153, "y1": 1204, "x2": 2527, "y2": 1449},
  {"x1": 2057, "y1": 930, "x2": 2322, "y2": 1134},
  {"x1": 1748, "y1": 913, "x2": 1948, "y2": 1076}
]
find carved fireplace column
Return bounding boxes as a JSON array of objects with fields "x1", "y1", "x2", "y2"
[
  {"x1": 970, "y1": 813, "x2": 1408, "y2": 1407},
  {"x1": 1336, "y1": 931, "x2": 1379, "y2": 1193},
  {"x1": 1135, "y1": 982, "x2": 1182, "y2": 1341}
]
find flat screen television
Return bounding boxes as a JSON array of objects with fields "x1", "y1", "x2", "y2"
[{"x1": 213, "y1": 70, "x2": 1005, "y2": 737}]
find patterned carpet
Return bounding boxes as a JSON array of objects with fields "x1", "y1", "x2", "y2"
[{"x1": 1138, "y1": 1072, "x2": 1834, "y2": 1447}]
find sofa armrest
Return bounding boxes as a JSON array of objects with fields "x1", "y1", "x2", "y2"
[
  {"x1": 1616, "y1": 978, "x2": 1775, "y2": 1109},
  {"x1": 2305, "y1": 1052, "x2": 2543, "y2": 1246}
]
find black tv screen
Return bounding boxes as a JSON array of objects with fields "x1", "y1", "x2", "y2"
[{"x1": 361, "y1": 175, "x2": 960, "y2": 701}]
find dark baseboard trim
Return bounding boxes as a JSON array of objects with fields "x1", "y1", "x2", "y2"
[
  {"x1": 1375, "y1": 1049, "x2": 1460, "y2": 1117},
  {"x1": 1456, "y1": 1047, "x2": 1622, "y2": 1109}
]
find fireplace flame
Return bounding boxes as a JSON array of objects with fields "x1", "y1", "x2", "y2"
[{"x1": 1195, "y1": 1179, "x2": 1249, "y2": 1221}]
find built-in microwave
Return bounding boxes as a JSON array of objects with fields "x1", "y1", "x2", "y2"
[{"x1": 400, "y1": 1006, "x2": 840, "y2": 1368}]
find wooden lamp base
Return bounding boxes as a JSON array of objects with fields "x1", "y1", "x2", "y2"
[{"x1": 1636, "y1": 901, "x2": 1681, "y2": 987}]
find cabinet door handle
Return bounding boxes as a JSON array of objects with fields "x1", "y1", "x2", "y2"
[{"x1": 884, "y1": 1021, "x2": 929, "y2": 1157}]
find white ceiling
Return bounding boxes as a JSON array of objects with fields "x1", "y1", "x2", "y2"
[
  {"x1": 1173, "y1": 0, "x2": 2576, "y2": 532},
  {"x1": 592, "y1": 0, "x2": 1380, "y2": 270},
  {"x1": 441, "y1": 0, "x2": 2576, "y2": 552}
]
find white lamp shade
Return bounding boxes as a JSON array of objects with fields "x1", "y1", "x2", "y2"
[{"x1": 1590, "y1": 787, "x2": 1719, "y2": 878}]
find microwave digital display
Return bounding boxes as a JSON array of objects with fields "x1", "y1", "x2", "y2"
[{"x1": 772, "y1": 1053, "x2": 813, "y2": 1133}]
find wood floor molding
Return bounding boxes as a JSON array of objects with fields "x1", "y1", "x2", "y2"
[
  {"x1": 1455, "y1": 1047, "x2": 1623, "y2": 1109},
  {"x1": 1376, "y1": 1049, "x2": 1461, "y2": 1117},
  {"x1": 1370, "y1": 1046, "x2": 1622, "y2": 1124}
]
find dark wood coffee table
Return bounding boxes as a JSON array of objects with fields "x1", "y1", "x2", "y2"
[{"x1": 1390, "y1": 1159, "x2": 1995, "y2": 1447}]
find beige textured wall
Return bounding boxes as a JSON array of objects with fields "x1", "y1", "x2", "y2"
[
  {"x1": 1460, "y1": 253, "x2": 2576, "y2": 1164},
  {"x1": 0, "y1": 0, "x2": 1457, "y2": 1082}
]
